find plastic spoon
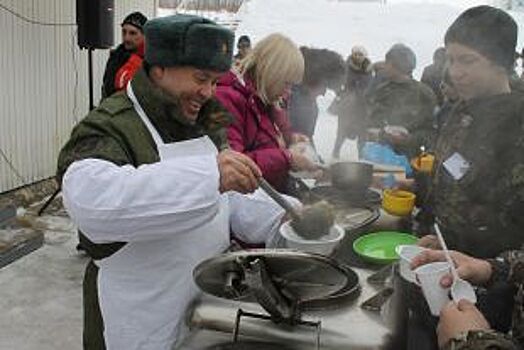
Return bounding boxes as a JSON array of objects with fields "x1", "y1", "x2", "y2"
[{"x1": 434, "y1": 223, "x2": 477, "y2": 304}]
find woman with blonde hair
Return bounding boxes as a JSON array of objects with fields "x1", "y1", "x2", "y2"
[{"x1": 216, "y1": 33, "x2": 318, "y2": 192}]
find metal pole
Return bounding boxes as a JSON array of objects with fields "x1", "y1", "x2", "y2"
[
  {"x1": 37, "y1": 188, "x2": 61, "y2": 216},
  {"x1": 88, "y1": 48, "x2": 94, "y2": 111}
]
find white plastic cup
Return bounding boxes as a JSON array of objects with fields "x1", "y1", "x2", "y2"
[
  {"x1": 395, "y1": 245, "x2": 427, "y2": 284},
  {"x1": 414, "y1": 261, "x2": 451, "y2": 316}
]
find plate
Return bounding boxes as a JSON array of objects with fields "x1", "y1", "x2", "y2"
[{"x1": 352, "y1": 231, "x2": 418, "y2": 264}]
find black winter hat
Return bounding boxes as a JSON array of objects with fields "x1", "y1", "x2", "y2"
[
  {"x1": 445, "y1": 5, "x2": 517, "y2": 70},
  {"x1": 237, "y1": 35, "x2": 251, "y2": 46},
  {"x1": 385, "y1": 43, "x2": 416, "y2": 75},
  {"x1": 121, "y1": 12, "x2": 148, "y2": 32},
  {"x1": 144, "y1": 14, "x2": 234, "y2": 72}
]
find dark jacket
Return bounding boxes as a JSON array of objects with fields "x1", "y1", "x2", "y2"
[
  {"x1": 428, "y1": 91, "x2": 524, "y2": 258},
  {"x1": 101, "y1": 44, "x2": 133, "y2": 99},
  {"x1": 421, "y1": 63, "x2": 445, "y2": 105},
  {"x1": 288, "y1": 85, "x2": 318, "y2": 138},
  {"x1": 367, "y1": 78, "x2": 437, "y2": 157},
  {"x1": 329, "y1": 58, "x2": 372, "y2": 139}
]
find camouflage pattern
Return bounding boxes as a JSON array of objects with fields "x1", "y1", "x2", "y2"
[
  {"x1": 445, "y1": 330, "x2": 517, "y2": 350},
  {"x1": 366, "y1": 78, "x2": 437, "y2": 157},
  {"x1": 444, "y1": 249, "x2": 524, "y2": 350},
  {"x1": 428, "y1": 91, "x2": 524, "y2": 258}
]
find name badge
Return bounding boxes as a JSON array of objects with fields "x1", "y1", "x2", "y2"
[{"x1": 443, "y1": 152, "x2": 470, "y2": 181}]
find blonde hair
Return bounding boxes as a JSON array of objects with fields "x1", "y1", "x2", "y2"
[{"x1": 238, "y1": 33, "x2": 304, "y2": 104}]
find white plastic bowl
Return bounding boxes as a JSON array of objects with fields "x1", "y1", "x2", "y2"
[{"x1": 279, "y1": 220, "x2": 345, "y2": 256}]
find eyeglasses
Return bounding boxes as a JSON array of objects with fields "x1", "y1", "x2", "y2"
[{"x1": 237, "y1": 43, "x2": 250, "y2": 49}]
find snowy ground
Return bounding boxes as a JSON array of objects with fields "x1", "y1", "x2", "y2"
[{"x1": 2, "y1": 1, "x2": 523, "y2": 349}]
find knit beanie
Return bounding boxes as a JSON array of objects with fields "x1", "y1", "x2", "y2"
[
  {"x1": 445, "y1": 5, "x2": 517, "y2": 70},
  {"x1": 121, "y1": 12, "x2": 148, "y2": 32}
]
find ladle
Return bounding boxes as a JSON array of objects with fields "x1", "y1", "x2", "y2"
[{"x1": 258, "y1": 178, "x2": 334, "y2": 239}]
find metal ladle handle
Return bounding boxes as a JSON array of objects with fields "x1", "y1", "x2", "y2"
[{"x1": 258, "y1": 177, "x2": 301, "y2": 221}]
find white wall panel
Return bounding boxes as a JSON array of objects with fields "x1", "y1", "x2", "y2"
[{"x1": 0, "y1": 0, "x2": 157, "y2": 193}]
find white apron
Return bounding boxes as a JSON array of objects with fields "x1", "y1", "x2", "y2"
[{"x1": 94, "y1": 84, "x2": 230, "y2": 350}]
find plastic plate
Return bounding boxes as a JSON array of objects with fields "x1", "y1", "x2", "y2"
[{"x1": 353, "y1": 231, "x2": 418, "y2": 264}]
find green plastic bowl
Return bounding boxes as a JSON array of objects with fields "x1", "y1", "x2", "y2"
[{"x1": 353, "y1": 231, "x2": 418, "y2": 264}]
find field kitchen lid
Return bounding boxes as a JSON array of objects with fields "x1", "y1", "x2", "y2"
[{"x1": 193, "y1": 249, "x2": 357, "y2": 321}]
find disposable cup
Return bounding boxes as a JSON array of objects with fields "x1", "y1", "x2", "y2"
[
  {"x1": 414, "y1": 261, "x2": 451, "y2": 316},
  {"x1": 395, "y1": 245, "x2": 427, "y2": 284}
]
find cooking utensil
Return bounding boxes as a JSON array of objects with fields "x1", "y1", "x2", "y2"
[
  {"x1": 258, "y1": 177, "x2": 302, "y2": 221},
  {"x1": 309, "y1": 185, "x2": 382, "y2": 207},
  {"x1": 193, "y1": 250, "x2": 351, "y2": 303},
  {"x1": 301, "y1": 262, "x2": 360, "y2": 310},
  {"x1": 433, "y1": 223, "x2": 477, "y2": 304},
  {"x1": 258, "y1": 177, "x2": 334, "y2": 240},
  {"x1": 330, "y1": 161, "x2": 373, "y2": 192},
  {"x1": 352, "y1": 231, "x2": 418, "y2": 264}
]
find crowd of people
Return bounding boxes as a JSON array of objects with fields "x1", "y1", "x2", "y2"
[{"x1": 56, "y1": 5, "x2": 524, "y2": 350}]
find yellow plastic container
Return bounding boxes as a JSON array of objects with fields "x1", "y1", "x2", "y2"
[
  {"x1": 382, "y1": 189, "x2": 416, "y2": 217},
  {"x1": 411, "y1": 153, "x2": 435, "y2": 173}
]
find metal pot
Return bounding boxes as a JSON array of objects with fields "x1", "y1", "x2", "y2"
[{"x1": 330, "y1": 161, "x2": 373, "y2": 192}]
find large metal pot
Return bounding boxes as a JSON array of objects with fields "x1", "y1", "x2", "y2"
[{"x1": 330, "y1": 161, "x2": 373, "y2": 192}]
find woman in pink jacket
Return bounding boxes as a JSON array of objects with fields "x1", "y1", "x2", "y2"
[{"x1": 216, "y1": 33, "x2": 317, "y2": 192}]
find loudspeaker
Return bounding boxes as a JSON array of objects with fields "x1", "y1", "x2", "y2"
[{"x1": 76, "y1": 0, "x2": 115, "y2": 49}]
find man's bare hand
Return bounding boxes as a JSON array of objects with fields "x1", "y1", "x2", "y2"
[{"x1": 217, "y1": 150, "x2": 261, "y2": 194}]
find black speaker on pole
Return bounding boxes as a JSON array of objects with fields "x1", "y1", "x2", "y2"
[{"x1": 76, "y1": 0, "x2": 115, "y2": 49}]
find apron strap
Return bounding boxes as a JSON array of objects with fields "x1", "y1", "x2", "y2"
[{"x1": 127, "y1": 82, "x2": 165, "y2": 148}]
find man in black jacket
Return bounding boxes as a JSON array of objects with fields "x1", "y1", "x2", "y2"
[{"x1": 101, "y1": 12, "x2": 148, "y2": 99}]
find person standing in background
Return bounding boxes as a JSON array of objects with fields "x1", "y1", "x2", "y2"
[{"x1": 101, "y1": 12, "x2": 147, "y2": 99}]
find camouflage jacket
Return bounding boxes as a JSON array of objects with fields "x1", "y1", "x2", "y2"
[
  {"x1": 366, "y1": 78, "x2": 437, "y2": 157},
  {"x1": 428, "y1": 91, "x2": 524, "y2": 258},
  {"x1": 444, "y1": 250, "x2": 524, "y2": 350},
  {"x1": 56, "y1": 68, "x2": 232, "y2": 258}
]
